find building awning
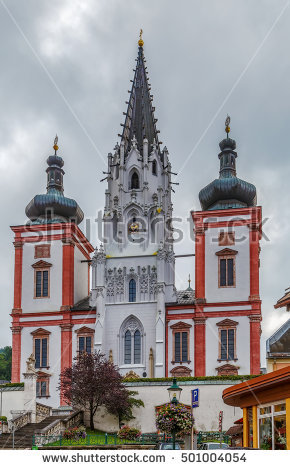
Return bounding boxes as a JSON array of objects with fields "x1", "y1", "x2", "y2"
[{"x1": 222, "y1": 366, "x2": 290, "y2": 407}]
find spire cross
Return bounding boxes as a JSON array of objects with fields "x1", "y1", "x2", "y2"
[
  {"x1": 188, "y1": 274, "x2": 191, "y2": 289},
  {"x1": 225, "y1": 115, "x2": 230, "y2": 138},
  {"x1": 53, "y1": 134, "x2": 59, "y2": 155},
  {"x1": 138, "y1": 29, "x2": 144, "y2": 47}
]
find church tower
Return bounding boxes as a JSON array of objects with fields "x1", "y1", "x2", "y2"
[
  {"x1": 192, "y1": 117, "x2": 262, "y2": 375},
  {"x1": 10, "y1": 138, "x2": 94, "y2": 405},
  {"x1": 90, "y1": 33, "x2": 176, "y2": 378}
]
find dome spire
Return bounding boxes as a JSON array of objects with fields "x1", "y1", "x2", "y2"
[
  {"x1": 198, "y1": 117, "x2": 257, "y2": 211},
  {"x1": 25, "y1": 137, "x2": 84, "y2": 225}
]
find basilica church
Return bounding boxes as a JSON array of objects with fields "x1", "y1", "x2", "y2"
[{"x1": 10, "y1": 35, "x2": 262, "y2": 406}]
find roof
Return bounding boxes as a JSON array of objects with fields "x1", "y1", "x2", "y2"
[
  {"x1": 175, "y1": 289, "x2": 195, "y2": 305},
  {"x1": 223, "y1": 366, "x2": 290, "y2": 407},
  {"x1": 71, "y1": 296, "x2": 95, "y2": 312},
  {"x1": 274, "y1": 289, "x2": 290, "y2": 309},
  {"x1": 266, "y1": 318, "x2": 290, "y2": 357},
  {"x1": 199, "y1": 137, "x2": 257, "y2": 211},
  {"x1": 121, "y1": 44, "x2": 160, "y2": 157},
  {"x1": 225, "y1": 424, "x2": 243, "y2": 436}
]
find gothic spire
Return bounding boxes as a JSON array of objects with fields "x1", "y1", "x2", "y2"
[{"x1": 120, "y1": 31, "x2": 160, "y2": 157}]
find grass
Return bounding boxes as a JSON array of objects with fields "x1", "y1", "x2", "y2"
[{"x1": 43, "y1": 428, "x2": 145, "y2": 447}]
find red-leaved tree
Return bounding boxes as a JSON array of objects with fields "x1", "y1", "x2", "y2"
[{"x1": 59, "y1": 351, "x2": 129, "y2": 430}]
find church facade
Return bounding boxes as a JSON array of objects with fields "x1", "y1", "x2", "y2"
[{"x1": 10, "y1": 37, "x2": 262, "y2": 407}]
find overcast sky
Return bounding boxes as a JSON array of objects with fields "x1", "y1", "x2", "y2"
[{"x1": 0, "y1": 0, "x2": 290, "y2": 366}]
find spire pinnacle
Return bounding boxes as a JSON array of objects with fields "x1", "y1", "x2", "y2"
[
  {"x1": 138, "y1": 29, "x2": 144, "y2": 47},
  {"x1": 225, "y1": 115, "x2": 230, "y2": 138},
  {"x1": 53, "y1": 134, "x2": 59, "y2": 155}
]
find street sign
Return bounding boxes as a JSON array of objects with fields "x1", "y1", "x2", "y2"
[{"x1": 191, "y1": 388, "x2": 199, "y2": 408}]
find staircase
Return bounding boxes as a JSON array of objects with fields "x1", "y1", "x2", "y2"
[{"x1": 0, "y1": 416, "x2": 68, "y2": 449}]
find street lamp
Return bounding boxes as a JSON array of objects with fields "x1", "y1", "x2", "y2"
[{"x1": 167, "y1": 378, "x2": 182, "y2": 449}]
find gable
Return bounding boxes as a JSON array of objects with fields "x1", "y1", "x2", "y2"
[
  {"x1": 170, "y1": 321, "x2": 192, "y2": 330},
  {"x1": 31, "y1": 328, "x2": 51, "y2": 336},
  {"x1": 216, "y1": 319, "x2": 239, "y2": 328},
  {"x1": 31, "y1": 260, "x2": 52, "y2": 269},
  {"x1": 215, "y1": 248, "x2": 238, "y2": 257}
]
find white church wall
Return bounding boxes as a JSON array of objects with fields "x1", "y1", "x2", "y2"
[
  {"x1": 205, "y1": 225, "x2": 250, "y2": 303},
  {"x1": 205, "y1": 316, "x2": 250, "y2": 376},
  {"x1": 20, "y1": 325, "x2": 62, "y2": 408},
  {"x1": 85, "y1": 381, "x2": 242, "y2": 433},
  {"x1": 74, "y1": 245, "x2": 89, "y2": 305},
  {"x1": 103, "y1": 302, "x2": 158, "y2": 377},
  {"x1": 21, "y1": 240, "x2": 63, "y2": 313}
]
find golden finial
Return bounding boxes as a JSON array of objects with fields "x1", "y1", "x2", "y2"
[
  {"x1": 138, "y1": 29, "x2": 144, "y2": 47},
  {"x1": 225, "y1": 115, "x2": 230, "y2": 137},
  {"x1": 53, "y1": 134, "x2": 59, "y2": 154}
]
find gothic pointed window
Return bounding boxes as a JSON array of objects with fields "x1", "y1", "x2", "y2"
[
  {"x1": 131, "y1": 172, "x2": 139, "y2": 189},
  {"x1": 152, "y1": 160, "x2": 157, "y2": 176},
  {"x1": 129, "y1": 279, "x2": 136, "y2": 302},
  {"x1": 121, "y1": 316, "x2": 143, "y2": 365}
]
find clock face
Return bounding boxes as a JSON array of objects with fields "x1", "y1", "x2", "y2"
[{"x1": 128, "y1": 221, "x2": 139, "y2": 233}]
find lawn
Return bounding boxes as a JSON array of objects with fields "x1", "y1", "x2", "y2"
[{"x1": 42, "y1": 429, "x2": 154, "y2": 447}]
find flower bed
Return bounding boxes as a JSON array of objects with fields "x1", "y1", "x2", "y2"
[{"x1": 117, "y1": 426, "x2": 141, "y2": 441}]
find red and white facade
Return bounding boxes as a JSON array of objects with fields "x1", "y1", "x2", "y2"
[
  {"x1": 166, "y1": 206, "x2": 262, "y2": 377},
  {"x1": 10, "y1": 223, "x2": 94, "y2": 405}
]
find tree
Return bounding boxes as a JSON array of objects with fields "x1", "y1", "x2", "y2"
[
  {"x1": 59, "y1": 351, "x2": 129, "y2": 430},
  {"x1": 106, "y1": 389, "x2": 144, "y2": 428},
  {"x1": 0, "y1": 346, "x2": 12, "y2": 381}
]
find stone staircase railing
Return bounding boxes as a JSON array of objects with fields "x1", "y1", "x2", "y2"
[
  {"x1": 36, "y1": 402, "x2": 52, "y2": 423},
  {"x1": 9, "y1": 411, "x2": 32, "y2": 432},
  {"x1": 33, "y1": 410, "x2": 84, "y2": 447}
]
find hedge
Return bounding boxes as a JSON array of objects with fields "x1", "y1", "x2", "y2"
[
  {"x1": 0, "y1": 382, "x2": 24, "y2": 388},
  {"x1": 0, "y1": 416, "x2": 7, "y2": 422},
  {"x1": 123, "y1": 375, "x2": 260, "y2": 383}
]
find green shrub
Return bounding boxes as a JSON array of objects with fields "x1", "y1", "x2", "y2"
[
  {"x1": 0, "y1": 416, "x2": 7, "y2": 422},
  {"x1": 123, "y1": 375, "x2": 259, "y2": 383},
  {"x1": 0, "y1": 382, "x2": 24, "y2": 388}
]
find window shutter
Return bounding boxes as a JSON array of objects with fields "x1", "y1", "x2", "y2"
[
  {"x1": 124, "y1": 330, "x2": 131, "y2": 364},
  {"x1": 227, "y1": 259, "x2": 234, "y2": 286},
  {"x1": 79, "y1": 337, "x2": 85, "y2": 352},
  {"x1": 175, "y1": 332, "x2": 181, "y2": 362},
  {"x1": 134, "y1": 330, "x2": 141, "y2": 364},
  {"x1": 41, "y1": 381, "x2": 47, "y2": 397},
  {"x1": 86, "y1": 336, "x2": 92, "y2": 353},
  {"x1": 41, "y1": 338, "x2": 47, "y2": 367},
  {"x1": 35, "y1": 339, "x2": 41, "y2": 368},
  {"x1": 36, "y1": 272, "x2": 42, "y2": 297},
  {"x1": 182, "y1": 332, "x2": 188, "y2": 361},
  {"x1": 42, "y1": 270, "x2": 49, "y2": 297},
  {"x1": 220, "y1": 259, "x2": 227, "y2": 286},
  {"x1": 220, "y1": 330, "x2": 228, "y2": 360},
  {"x1": 228, "y1": 329, "x2": 235, "y2": 359}
]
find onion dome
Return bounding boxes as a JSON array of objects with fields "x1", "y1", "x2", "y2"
[
  {"x1": 198, "y1": 117, "x2": 257, "y2": 211},
  {"x1": 25, "y1": 136, "x2": 84, "y2": 224}
]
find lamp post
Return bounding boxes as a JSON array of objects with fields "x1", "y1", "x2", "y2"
[{"x1": 167, "y1": 378, "x2": 182, "y2": 450}]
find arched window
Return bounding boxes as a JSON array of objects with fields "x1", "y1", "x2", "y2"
[
  {"x1": 152, "y1": 160, "x2": 157, "y2": 175},
  {"x1": 129, "y1": 279, "x2": 136, "y2": 302},
  {"x1": 131, "y1": 172, "x2": 139, "y2": 189},
  {"x1": 121, "y1": 316, "x2": 143, "y2": 365},
  {"x1": 124, "y1": 330, "x2": 131, "y2": 364}
]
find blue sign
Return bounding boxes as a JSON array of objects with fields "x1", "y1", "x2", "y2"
[{"x1": 192, "y1": 388, "x2": 199, "y2": 408}]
